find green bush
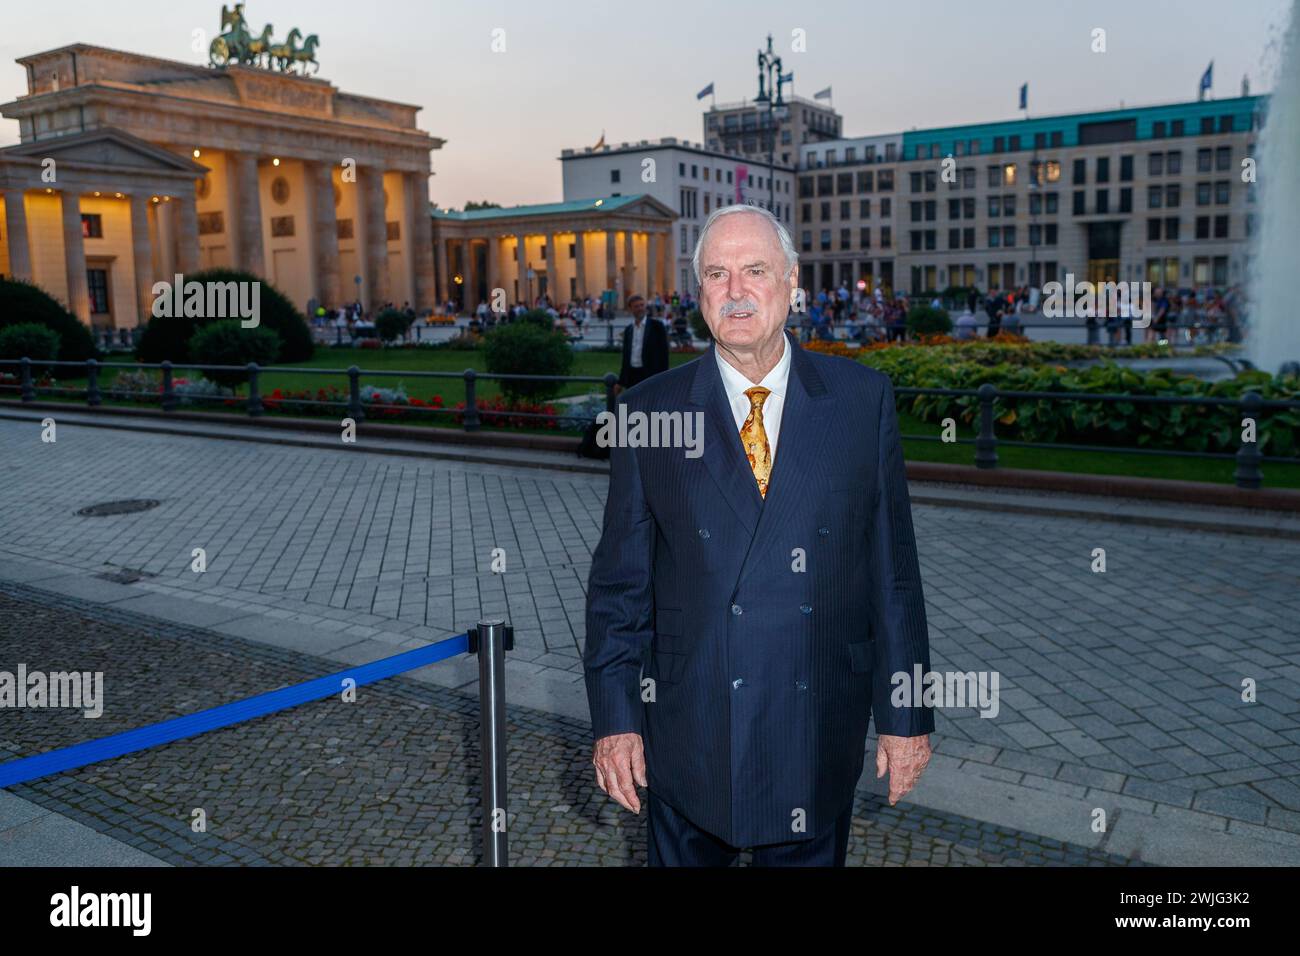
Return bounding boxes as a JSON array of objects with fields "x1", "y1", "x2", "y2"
[
  {"x1": 0, "y1": 323, "x2": 61, "y2": 365},
  {"x1": 516, "y1": 308, "x2": 557, "y2": 331},
  {"x1": 483, "y1": 321, "x2": 573, "y2": 402},
  {"x1": 187, "y1": 320, "x2": 283, "y2": 387},
  {"x1": 0, "y1": 278, "x2": 96, "y2": 364},
  {"x1": 688, "y1": 308, "x2": 712, "y2": 342},
  {"x1": 375, "y1": 307, "x2": 414, "y2": 344},
  {"x1": 905, "y1": 305, "x2": 952, "y2": 337},
  {"x1": 136, "y1": 269, "x2": 312, "y2": 364},
  {"x1": 859, "y1": 344, "x2": 1300, "y2": 457}
]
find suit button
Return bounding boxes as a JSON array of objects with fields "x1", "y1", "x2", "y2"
[
  {"x1": 731, "y1": 603, "x2": 743, "y2": 616},
  {"x1": 795, "y1": 680, "x2": 807, "y2": 691},
  {"x1": 818, "y1": 527, "x2": 830, "y2": 536},
  {"x1": 800, "y1": 604, "x2": 812, "y2": 615},
  {"x1": 698, "y1": 528, "x2": 710, "y2": 539},
  {"x1": 732, "y1": 678, "x2": 745, "y2": 689}
]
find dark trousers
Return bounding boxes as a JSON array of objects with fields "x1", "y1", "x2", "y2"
[{"x1": 646, "y1": 789, "x2": 853, "y2": 867}]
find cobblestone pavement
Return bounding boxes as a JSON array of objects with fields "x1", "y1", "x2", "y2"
[
  {"x1": 0, "y1": 585, "x2": 1140, "y2": 866},
  {"x1": 0, "y1": 421, "x2": 1298, "y2": 844}
]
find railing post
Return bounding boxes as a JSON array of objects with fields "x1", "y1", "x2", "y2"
[
  {"x1": 160, "y1": 361, "x2": 178, "y2": 411},
  {"x1": 86, "y1": 358, "x2": 101, "y2": 407},
  {"x1": 975, "y1": 383, "x2": 998, "y2": 469},
  {"x1": 346, "y1": 365, "x2": 365, "y2": 422},
  {"x1": 472, "y1": 618, "x2": 511, "y2": 867},
  {"x1": 246, "y1": 362, "x2": 264, "y2": 417},
  {"x1": 1234, "y1": 391, "x2": 1263, "y2": 490},
  {"x1": 604, "y1": 372, "x2": 618, "y2": 416},
  {"x1": 606, "y1": 315, "x2": 615, "y2": 349},
  {"x1": 19, "y1": 357, "x2": 35, "y2": 402},
  {"x1": 336, "y1": 325, "x2": 344, "y2": 347},
  {"x1": 463, "y1": 368, "x2": 480, "y2": 431}
]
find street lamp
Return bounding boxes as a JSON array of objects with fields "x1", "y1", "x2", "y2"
[{"x1": 756, "y1": 34, "x2": 791, "y2": 216}]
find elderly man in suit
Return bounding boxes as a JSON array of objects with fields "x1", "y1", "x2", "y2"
[{"x1": 584, "y1": 203, "x2": 935, "y2": 866}]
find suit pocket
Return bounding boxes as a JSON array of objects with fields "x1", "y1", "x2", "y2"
[{"x1": 847, "y1": 639, "x2": 874, "y2": 673}]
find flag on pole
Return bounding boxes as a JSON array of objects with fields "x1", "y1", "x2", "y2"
[
  {"x1": 780, "y1": 72, "x2": 793, "y2": 84},
  {"x1": 696, "y1": 82, "x2": 714, "y2": 100},
  {"x1": 813, "y1": 86, "x2": 832, "y2": 100},
  {"x1": 1199, "y1": 61, "x2": 1213, "y2": 100},
  {"x1": 593, "y1": 130, "x2": 605, "y2": 150},
  {"x1": 1019, "y1": 82, "x2": 1028, "y2": 111}
]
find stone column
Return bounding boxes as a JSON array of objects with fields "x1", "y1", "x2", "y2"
[
  {"x1": 574, "y1": 230, "x2": 587, "y2": 301},
  {"x1": 464, "y1": 238, "x2": 478, "y2": 313},
  {"x1": 308, "y1": 161, "x2": 341, "y2": 308},
  {"x1": 230, "y1": 152, "x2": 265, "y2": 275},
  {"x1": 622, "y1": 230, "x2": 635, "y2": 302},
  {"x1": 659, "y1": 231, "x2": 671, "y2": 296},
  {"x1": 546, "y1": 232, "x2": 560, "y2": 305},
  {"x1": 605, "y1": 230, "x2": 617, "y2": 300},
  {"x1": 60, "y1": 191, "x2": 90, "y2": 323},
  {"x1": 2, "y1": 190, "x2": 33, "y2": 281},
  {"x1": 406, "y1": 171, "x2": 435, "y2": 314},
  {"x1": 647, "y1": 231, "x2": 659, "y2": 301},
  {"x1": 129, "y1": 194, "x2": 155, "y2": 325},
  {"x1": 485, "y1": 234, "x2": 500, "y2": 312},
  {"x1": 172, "y1": 196, "x2": 200, "y2": 276},
  {"x1": 434, "y1": 231, "x2": 449, "y2": 308},
  {"x1": 361, "y1": 165, "x2": 389, "y2": 311},
  {"x1": 515, "y1": 233, "x2": 528, "y2": 304}
]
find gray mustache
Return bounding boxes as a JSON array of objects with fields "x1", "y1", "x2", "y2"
[{"x1": 720, "y1": 299, "x2": 759, "y2": 317}]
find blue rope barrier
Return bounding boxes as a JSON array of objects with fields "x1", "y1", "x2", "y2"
[{"x1": 0, "y1": 632, "x2": 471, "y2": 790}]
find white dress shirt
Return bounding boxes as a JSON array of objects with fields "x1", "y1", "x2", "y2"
[
  {"x1": 715, "y1": 331, "x2": 791, "y2": 462},
  {"x1": 630, "y1": 318, "x2": 646, "y2": 368}
]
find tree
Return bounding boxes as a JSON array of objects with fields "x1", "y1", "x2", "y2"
[{"x1": 0, "y1": 278, "x2": 96, "y2": 363}]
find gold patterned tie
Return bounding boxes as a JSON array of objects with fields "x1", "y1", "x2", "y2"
[{"x1": 740, "y1": 386, "x2": 772, "y2": 498}]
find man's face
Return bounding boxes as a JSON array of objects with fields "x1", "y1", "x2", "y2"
[
  {"x1": 697, "y1": 212, "x2": 796, "y2": 351},
  {"x1": 630, "y1": 298, "x2": 647, "y2": 320}
]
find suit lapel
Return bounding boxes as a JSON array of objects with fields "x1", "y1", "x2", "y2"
[
  {"x1": 734, "y1": 331, "x2": 834, "y2": 591},
  {"x1": 689, "y1": 343, "x2": 763, "y2": 537}
]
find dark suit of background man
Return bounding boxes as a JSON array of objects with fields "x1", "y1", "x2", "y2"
[
  {"x1": 617, "y1": 294, "x2": 669, "y2": 391},
  {"x1": 585, "y1": 204, "x2": 935, "y2": 867}
]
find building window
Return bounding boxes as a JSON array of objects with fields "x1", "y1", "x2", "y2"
[
  {"x1": 1196, "y1": 182, "x2": 1212, "y2": 206},
  {"x1": 1002, "y1": 164, "x2": 1016, "y2": 186},
  {"x1": 1165, "y1": 217, "x2": 1180, "y2": 240},
  {"x1": 860, "y1": 199, "x2": 871, "y2": 217},
  {"x1": 1214, "y1": 214, "x2": 1229, "y2": 239},
  {"x1": 1046, "y1": 192, "x2": 1058, "y2": 214},
  {"x1": 1171, "y1": 119, "x2": 1185, "y2": 136},
  {"x1": 1148, "y1": 185, "x2": 1163, "y2": 209},
  {"x1": 1197, "y1": 148, "x2": 1212, "y2": 172},
  {"x1": 988, "y1": 227, "x2": 1001, "y2": 248},
  {"x1": 86, "y1": 268, "x2": 109, "y2": 313},
  {"x1": 1073, "y1": 190, "x2": 1086, "y2": 215},
  {"x1": 840, "y1": 199, "x2": 851, "y2": 219},
  {"x1": 860, "y1": 227, "x2": 870, "y2": 248},
  {"x1": 881, "y1": 197, "x2": 892, "y2": 216},
  {"x1": 1147, "y1": 218, "x2": 1162, "y2": 241},
  {"x1": 1045, "y1": 223, "x2": 1058, "y2": 245},
  {"x1": 840, "y1": 228, "x2": 851, "y2": 250},
  {"x1": 1096, "y1": 157, "x2": 1110, "y2": 183},
  {"x1": 948, "y1": 198, "x2": 961, "y2": 219},
  {"x1": 610, "y1": 169, "x2": 621, "y2": 183},
  {"x1": 1215, "y1": 146, "x2": 1232, "y2": 171},
  {"x1": 858, "y1": 170, "x2": 874, "y2": 192},
  {"x1": 1148, "y1": 152, "x2": 1164, "y2": 176},
  {"x1": 1120, "y1": 155, "x2": 1133, "y2": 181},
  {"x1": 820, "y1": 201, "x2": 831, "y2": 220},
  {"x1": 881, "y1": 226, "x2": 892, "y2": 248},
  {"x1": 911, "y1": 201, "x2": 923, "y2": 223},
  {"x1": 337, "y1": 218, "x2": 354, "y2": 239},
  {"x1": 801, "y1": 230, "x2": 812, "y2": 252},
  {"x1": 963, "y1": 227, "x2": 975, "y2": 248},
  {"x1": 1119, "y1": 187, "x2": 1132, "y2": 213},
  {"x1": 948, "y1": 227, "x2": 961, "y2": 249},
  {"x1": 198, "y1": 211, "x2": 224, "y2": 235},
  {"x1": 1153, "y1": 120, "x2": 1167, "y2": 138},
  {"x1": 1072, "y1": 158, "x2": 1087, "y2": 184},
  {"x1": 910, "y1": 172, "x2": 922, "y2": 193},
  {"x1": 1215, "y1": 181, "x2": 1231, "y2": 204},
  {"x1": 1029, "y1": 223, "x2": 1041, "y2": 246},
  {"x1": 1167, "y1": 151, "x2": 1182, "y2": 174},
  {"x1": 1165, "y1": 184, "x2": 1181, "y2": 207},
  {"x1": 1003, "y1": 195, "x2": 1015, "y2": 216},
  {"x1": 1095, "y1": 190, "x2": 1109, "y2": 214},
  {"x1": 80, "y1": 214, "x2": 103, "y2": 239},
  {"x1": 820, "y1": 229, "x2": 831, "y2": 251},
  {"x1": 1003, "y1": 226, "x2": 1016, "y2": 247},
  {"x1": 1196, "y1": 215, "x2": 1210, "y2": 239}
]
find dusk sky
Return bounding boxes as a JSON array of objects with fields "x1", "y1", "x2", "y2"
[{"x1": 1, "y1": 0, "x2": 1292, "y2": 209}]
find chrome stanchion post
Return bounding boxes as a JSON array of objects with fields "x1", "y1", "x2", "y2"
[{"x1": 470, "y1": 618, "x2": 511, "y2": 867}]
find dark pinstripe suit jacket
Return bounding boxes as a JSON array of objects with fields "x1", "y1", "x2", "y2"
[{"x1": 584, "y1": 328, "x2": 935, "y2": 848}]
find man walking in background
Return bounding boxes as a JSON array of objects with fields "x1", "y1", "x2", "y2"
[{"x1": 617, "y1": 294, "x2": 669, "y2": 393}]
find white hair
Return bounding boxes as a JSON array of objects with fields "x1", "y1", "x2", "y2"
[{"x1": 691, "y1": 203, "x2": 798, "y2": 284}]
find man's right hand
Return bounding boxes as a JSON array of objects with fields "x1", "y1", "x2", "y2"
[{"x1": 592, "y1": 732, "x2": 646, "y2": 813}]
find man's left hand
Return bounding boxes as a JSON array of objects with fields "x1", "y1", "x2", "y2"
[{"x1": 875, "y1": 734, "x2": 932, "y2": 806}]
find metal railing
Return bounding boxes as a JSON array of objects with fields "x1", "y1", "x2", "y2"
[
  {"x1": 2, "y1": 356, "x2": 1296, "y2": 489},
  {"x1": 0, "y1": 357, "x2": 619, "y2": 431}
]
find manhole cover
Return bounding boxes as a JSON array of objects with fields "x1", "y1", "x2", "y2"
[
  {"x1": 76, "y1": 499, "x2": 161, "y2": 517},
  {"x1": 96, "y1": 568, "x2": 155, "y2": 584}
]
